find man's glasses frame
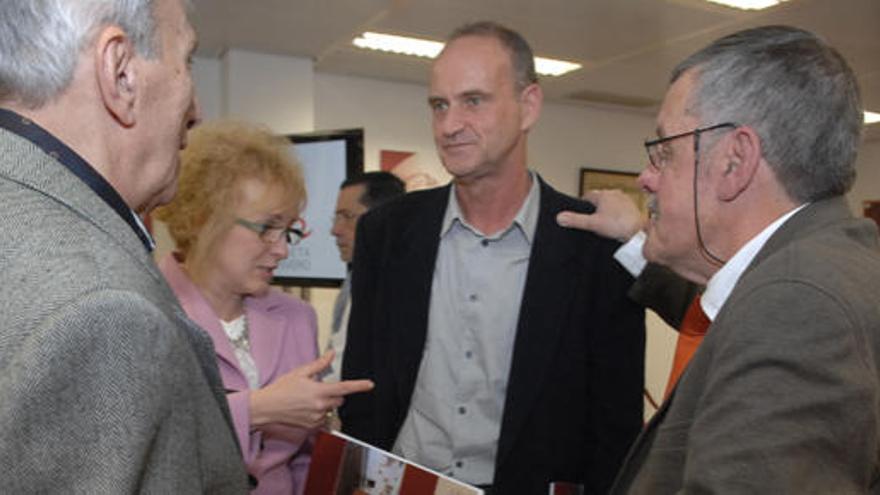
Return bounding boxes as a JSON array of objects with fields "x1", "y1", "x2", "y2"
[
  {"x1": 644, "y1": 122, "x2": 738, "y2": 172},
  {"x1": 235, "y1": 218, "x2": 308, "y2": 245}
]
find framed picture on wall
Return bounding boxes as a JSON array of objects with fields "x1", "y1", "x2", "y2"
[{"x1": 579, "y1": 167, "x2": 647, "y2": 214}]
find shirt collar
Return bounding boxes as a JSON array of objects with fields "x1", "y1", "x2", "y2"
[
  {"x1": 701, "y1": 204, "x2": 807, "y2": 320},
  {"x1": 440, "y1": 171, "x2": 541, "y2": 243},
  {"x1": 0, "y1": 108, "x2": 155, "y2": 252}
]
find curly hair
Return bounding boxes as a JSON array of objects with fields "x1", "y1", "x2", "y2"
[{"x1": 155, "y1": 120, "x2": 306, "y2": 256}]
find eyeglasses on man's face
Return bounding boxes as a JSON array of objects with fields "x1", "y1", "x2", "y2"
[
  {"x1": 644, "y1": 122, "x2": 738, "y2": 172},
  {"x1": 332, "y1": 210, "x2": 362, "y2": 225},
  {"x1": 235, "y1": 218, "x2": 309, "y2": 245}
]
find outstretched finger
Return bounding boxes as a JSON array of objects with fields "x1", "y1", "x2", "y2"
[
  {"x1": 556, "y1": 210, "x2": 597, "y2": 231},
  {"x1": 323, "y1": 379, "x2": 375, "y2": 397}
]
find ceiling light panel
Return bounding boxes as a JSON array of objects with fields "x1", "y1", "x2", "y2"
[
  {"x1": 704, "y1": 0, "x2": 789, "y2": 10},
  {"x1": 352, "y1": 32, "x2": 581, "y2": 77}
]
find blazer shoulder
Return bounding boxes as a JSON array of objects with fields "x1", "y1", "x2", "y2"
[
  {"x1": 538, "y1": 179, "x2": 596, "y2": 215},
  {"x1": 359, "y1": 184, "x2": 449, "y2": 232},
  {"x1": 251, "y1": 289, "x2": 316, "y2": 319}
]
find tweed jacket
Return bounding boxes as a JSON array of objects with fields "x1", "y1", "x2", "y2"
[
  {"x1": 160, "y1": 254, "x2": 318, "y2": 495},
  {"x1": 611, "y1": 197, "x2": 880, "y2": 494},
  {"x1": 0, "y1": 127, "x2": 248, "y2": 493},
  {"x1": 341, "y1": 176, "x2": 646, "y2": 494}
]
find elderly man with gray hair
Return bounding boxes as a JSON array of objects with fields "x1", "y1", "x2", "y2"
[
  {"x1": 0, "y1": 0, "x2": 248, "y2": 492},
  {"x1": 558, "y1": 25, "x2": 880, "y2": 493}
]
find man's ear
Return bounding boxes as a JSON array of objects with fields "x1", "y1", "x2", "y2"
[
  {"x1": 94, "y1": 26, "x2": 137, "y2": 127},
  {"x1": 717, "y1": 126, "x2": 761, "y2": 202},
  {"x1": 519, "y1": 82, "x2": 543, "y2": 132}
]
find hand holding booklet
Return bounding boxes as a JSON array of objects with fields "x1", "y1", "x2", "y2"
[{"x1": 304, "y1": 430, "x2": 484, "y2": 495}]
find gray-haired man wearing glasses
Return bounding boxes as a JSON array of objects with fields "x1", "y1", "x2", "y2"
[{"x1": 560, "y1": 25, "x2": 880, "y2": 493}]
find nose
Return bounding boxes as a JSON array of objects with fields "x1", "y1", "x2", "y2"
[
  {"x1": 637, "y1": 165, "x2": 658, "y2": 193},
  {"x1": 437, "y1": 106, "x2": 464, "y2": 139},
  {"x1": 331, "y1": 217, "x2": 344, "y2": 238},
  {"x1": 187, "y1": 94, "x2": 202, "y2": 130},
  {"x1": 268, "y1": 234, "x2": 289, "y2": 260}
]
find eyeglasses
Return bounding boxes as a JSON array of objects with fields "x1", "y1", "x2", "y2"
[
  {"x1": 235, "y1": 218, "x2": 310, "y2": 245},
  {"x1": 332, "y1": 210, "x2": 362, "y2": 224},
  {"x1": 644, "y1": 122, "x2": 738, "y2": 172}
]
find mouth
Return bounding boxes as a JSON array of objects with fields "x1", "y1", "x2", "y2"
[{"x1": 442, "y1": 141, "x2": 475, "y2": 152}]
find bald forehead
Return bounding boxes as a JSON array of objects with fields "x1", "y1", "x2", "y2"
[{"x1": 437, "y1": 36, "x2": 512, "y2": 68}]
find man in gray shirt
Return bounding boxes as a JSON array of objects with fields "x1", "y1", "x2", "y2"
[{"x1": 340, "y1": 21, "x2": 645, "y2": 494}]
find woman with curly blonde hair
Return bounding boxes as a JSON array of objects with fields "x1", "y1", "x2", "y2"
[{"x1": 155, "y1": 120, "x2": 372, "y2": 494}]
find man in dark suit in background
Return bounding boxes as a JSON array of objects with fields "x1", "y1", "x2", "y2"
[
  {"x1": 325, "y1": 171, "x2": 406, "y2": 382},
  {"x1": 340, "y1": 21, "x2": 645, "y2": 494},
  {"x1": 0, "y1": 0, "x2": 248, "y2": 491}
]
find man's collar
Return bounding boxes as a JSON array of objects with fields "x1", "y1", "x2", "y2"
[
  {"x1": 440, "y1": 171, "x2": 540, "y2": 243},
  {"x1": 701, "y1": 203, "x2": 808, "y2": 320}
]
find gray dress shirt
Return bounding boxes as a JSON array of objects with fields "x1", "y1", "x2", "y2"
[{"x1": 393, "y1": 173, "x2": 540, "y2": 485}]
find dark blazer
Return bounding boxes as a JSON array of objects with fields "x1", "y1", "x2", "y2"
[
  {"x1": 341, "y1": 177, "x2": 646, "y2": 494},
  {"x1": 611, "y1": 197, "x2": 880, "y2": 494},
  {"x1": 0, "y1": 127, "x2": 248, "y2": 492},
  {"x1": 630, "y1": 263, "x2": 701, "y2": 329}
]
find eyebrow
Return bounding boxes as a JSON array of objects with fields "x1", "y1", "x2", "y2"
[{"x1": 460, "y1": 90, "x2": 489, "y2": 98}]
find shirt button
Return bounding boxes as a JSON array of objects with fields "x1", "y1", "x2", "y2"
[
  {"x1": 456, "y1": 461, "x2": 463, "y2": 468},
  {"x1": 458, "y1": 406, "x2": 466, "y2": 415},
  {"x1": 481, "y1": 239, "x2": 489, "y2": 247},
  {"x1": 465, "y1": 350, "x2": 473, "y2": 359},
  {"x1": 469, "y1": 294, "x2": 478, "y2": 302}
]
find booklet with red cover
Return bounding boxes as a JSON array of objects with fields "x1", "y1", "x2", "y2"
[{"x1": 304, "y1": 430, "x2": 484, "y2": 495}]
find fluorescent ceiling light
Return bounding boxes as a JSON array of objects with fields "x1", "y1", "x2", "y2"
[
  {"x1": 534, "y1": 58, "x2": 582, "y2": 77},
  {"x1": 352, "y1": 32, "x2": 582, "y2": 77},
  {"x1": 353, "y1": 32, "x2": 443, "y2": 59},
  {"x1": 704, "y1": 0, "x2": 789, "y2": 10},
  {"x1": 866, "y1": 111, "x2": 880, "y2": 125}
]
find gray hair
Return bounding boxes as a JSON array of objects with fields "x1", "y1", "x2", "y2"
[
  {"x1": 672, "y1": 25, "x2": 863, "y2": 202},
  {"x1": 447, "y1": 21, "x2": 539, "y2": 92},
  {"x1": 0, "y1": 0, "x2": 183, "y2": 109}
]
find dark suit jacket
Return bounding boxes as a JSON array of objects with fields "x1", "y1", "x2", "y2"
[
  {"x1": 631, "y1": 263, "x2": 701, "y2": 329},
  {"x1": 340, "y1": 177, "x2": 646, "y2": 494},
  {"x1": 611, "y1": 197, "x2": 880, "y2": 494},
  {"x1": 0, "y1": 127, "x2": 248, "y2": 492}
]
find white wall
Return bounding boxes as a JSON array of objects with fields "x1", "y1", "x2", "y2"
[{"x1": 162, "y1": 51, "x2": 879, "y2": 420}]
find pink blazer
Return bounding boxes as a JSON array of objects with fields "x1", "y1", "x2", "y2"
[{"x1": 160, "y1": 255, "x2": 318, "y2": 495}]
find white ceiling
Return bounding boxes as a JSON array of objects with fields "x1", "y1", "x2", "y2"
[{"x1": 191, "y1": 0, "x2": 880, "y2": 139}]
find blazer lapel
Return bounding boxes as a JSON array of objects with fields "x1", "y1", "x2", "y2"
[
  {"x1": 159, "y1": 255, "x2": 250, "y2": 390},
  {"x1": 387, "y1": 187, "x2": 449, "y2": 400},
  {"x1": 609, "y1": 387, "x2": 678, "y2": 493},
  {"x1": 496, "y1": 180, "x2": 581, "y2": 466},
  {"x1": 246, "y1": 300, "x2": 286, "y2": 386}
]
